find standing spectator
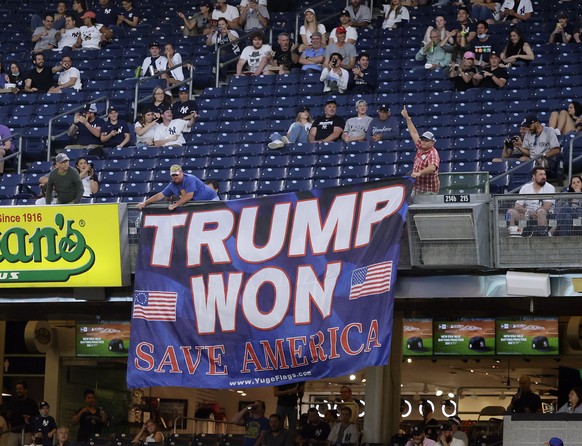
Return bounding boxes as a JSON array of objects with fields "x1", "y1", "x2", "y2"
[
  {"x1": 24, "y1": 53, "x2": 63, "y2": 93},
  {"x1": 48, "y1": 55, "x2": 81, "y2": 93},
  {"x1": 471, "y1": 0, "x2": 497, "y2": 24},
  {"x1": 548, "y1": 12, "x2": 575, "y2": 44},
  {"x1": 212, "y1": 0, "x2": 240, "y2": 30},
  {"x1": 455, "y1": 7, "x2": 476, "y2": 44},
  {"x1": 239, "y1": 0, "x2": 269, "y2": 32},
  {"x1": 179, "y1": 2, "x2": 212, "y2": 36},
  {"x1": 51, "y1": 15, "x2": 80, "y2": 51},
  {"x1": 548, "y1": 101, "x2": 582, "y2": 135},
  {"x1": 328, "y1": 10, "x2": 358, "y2": 45},
  {"x1": 75, "y1": 157, "x2": 99, "y2": 198},
  {"x1": 382, "y1": 0, "x2": 410, "y2": 31},
  {"x1": 0, "y1": 124, "x2": 12, "y2": 175},
  {"x1": 94, "y1": 0, "x2": 120, "y2": 28},
  {"x1": 448, "y1": 417, "x2": 469, "y2": 446},
  {"x1": 367, "y1": 104, "x2": 399, "y2": 142},
  {"x1": 162, "y1": 43, "x2": 185, "y2": 86},
  {"x1": 235, "y1": 30, "x2": 272, "y2": 76},
  {"x1": 101, "y1": 106, "x2": 131, "y2": 148},
  {"x1": 30, "y1": 402, "x2": 57, "y2": 446},
  {"x1": 342, "y1": 100, "x2": 373, "y2": 143},
  {"x1": 230, "y1": 402, "x2": 269, "y2": 446},
  {"x1": 415, "y1": 29, "x2": 452, "y2": 70},
  {"x1": 74, "y1": 11, "x2": 112, "y2": 50},
  {"x1": 274, "y1": 382, "x2": 304, "y2": 433},
  {"x1": 116, "y1": 0, "x2": 140, "y2": 28},
  {"x1": 299, "y1": 8, "x2": 327, "y2": 52},
  {"x1": 140, "y1": 42, "x2": 168, "y2": 77},
  {"x1": 134, "y1": 108, "x2": 159, "y2": 147},
  {"x1": 345, "y1": 0, "x2": 372, "y2": 29},
  {"x1": 348, "y1": 52, "x2": 377, "y2": 94},
  {"x1": 153, "y1": 109, "x2": 194, "y2": 147},
  {"x1": 401, "y1": 106, "x2": 440, "y2": 195},
  {"x1": 299, "y1": 32, "x2": 325, "y2": 72},
  {"x1": 519, "y1": 114, "x2": 561, "y2": 171},
  {"x1": 136, "y1": 164, "x2": 218, "y2": 210},
  {"x1": 71, "y1": 0, "x2": 88, "y2": 27},
  {"x1": 308, "y1": 99, "x2": 345, "y2": 143},
  {"x1": 45, "y1": 153, "x2": 84, "y2": 204},
  {"x1": 324, "y1": 27, "x2": 357, "y2": 70},
  {"x1": 449, "y1": 51, "x2": 477, "y2": 91},
  {"x1": 171, "y1": 86, "x2": 198, "y2": 121},
  {"x1": 7, "y1": 62, "x2": 26, "y2": 91},
  {"x1": 500, "y1": 28, "x2": 534, "y2": 66},
  {"x1": 5, "y1": 381, "x2": 39, "y2": 446},
  {"x1": 65, "y1": 103, "x2": 105, "y2": 150},
  {"x1": 472, "y1": 51, "x2": 507, "y2": 88},
  {"x1": 206, "y1": 17, "x2": 240, "y2": 80},
  {"x1": 268, "y1": 105, "x2": 313, "y2": 149},
  {"x1": 499, "y1": 0, "x2": 533, "y2": 25},
  {"x1": 320, "y1": 53, "x2": 349, "y2": 93},
  {"x1": 71, "y1": 389, "x2": 108, "y2": 442},
  {"x1": 32, "y1": 14, "x2": 58, "y2": 53}
]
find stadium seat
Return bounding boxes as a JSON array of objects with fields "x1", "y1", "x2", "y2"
[
  {"x1": 283, "y1": 179, "x2": 313, "y2": 192},
  {"x1": 256, "y1": 180, "x2": 284, "y2": 195},
  {"x1": 233, "y1": 168, "x2": 260, "y2": 181}
]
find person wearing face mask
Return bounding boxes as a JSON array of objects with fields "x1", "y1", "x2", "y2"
[
  {"x1": 27, "y1": 430, "x2": 45, "y2": 446},
  {"x1": 469, "y1": 20, "x2": 500, "y2": 67}
]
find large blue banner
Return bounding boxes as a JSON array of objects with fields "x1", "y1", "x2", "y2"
[{"x1": 127, "y1": 179, "x2": 413, "y2": 389}]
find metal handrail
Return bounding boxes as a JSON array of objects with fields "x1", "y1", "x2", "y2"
[
  {"x1": 567, "y1": 133, "x2": 582, "y2": 186},
  {"x1": 133, "y1": 60, "x2": 195, "y2": 121},
  {"x1": 46, "y1": 96, "x2": 110, "y2": 162},
  {"x1": 0, "y1": 133, "x2": 23, "y2": 174},
  {"x1": 172, "y1": 417, "x2": 242, "y2": 435}
]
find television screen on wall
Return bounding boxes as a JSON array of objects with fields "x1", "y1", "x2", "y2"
[
  {"x1": 76, "y1": 321, "x2": 131, "y2": 357},
  {"x1": 433, "y1": 318, "x2": 495, "y2": 355},
  {"x1": 403, "y1": 318, "x2": 433, "y2": 356},
  {"x1": 496, "y1": 317, "x2": 559, "y2": 355}
]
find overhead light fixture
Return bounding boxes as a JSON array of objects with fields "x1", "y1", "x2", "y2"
[
  {"x1": 361, "y1": 378, "x2": 366, "y2": 383},
  {"x1": 407, "y1": 358, "x2": 412, "y2": 363},
  {"x1": 349, "y1": 374, "x2": 356, "y2": 381},
  {"x1": 436, "y1": 390, "x2": 443, "y2": 397},
  {"x1": 448, "y1": 392, "x2": 455, "y2": 398}
]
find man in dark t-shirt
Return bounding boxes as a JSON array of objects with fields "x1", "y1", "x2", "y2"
[
  {"x1": 507, "y1": 375, "x2": 542, "y2": 413},
  {"x1": 298, "y1": 408, "x2": 330, "y2": 444},
  {"x1": 71, "y1": 389, "x2": 108, "y2": 442},
  {"x1": 473, "y1": 52, "x2": 507, "y2": 89},
  {"x1": 24, "y1": 53, "x2": 62, "y2": 92},
  {"x1": 274, "y1": 382, "x2": 304, "y2": 432},
  {"x1": 308, "y1": 99, "x2": 345, "y2": 143}
]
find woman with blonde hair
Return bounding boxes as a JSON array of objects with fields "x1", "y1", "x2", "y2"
[
  {"x1": 268, "y1": 105, "x2": 313, "y2": 149},
  {"x1": 299, "y1": 8, "x2": 327, "y2": 51},
  {"x1": 382, "y1": 0, "x2": 410, "y2": 30}
]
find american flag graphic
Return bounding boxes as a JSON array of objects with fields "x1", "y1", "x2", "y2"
[
  {"x1": 348, "y1": 261, "x2": 393, "y2": 300},
  {"x1": 133, "y1": 291, "x2": 178, "y2": 321}
]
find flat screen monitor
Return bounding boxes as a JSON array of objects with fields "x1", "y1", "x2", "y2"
[
  {"x1": 403, "y1": 318, "x2": 433, "y2": 356},
  {"x1": 496, "y1": 317, "x2": 559, "y2": 355},
  {"x1": 433, "y1": 318, "x2": 495, "y2": 355},
  {"x1": 76, "y1": 321, "x2": 131, "y2": 357}
]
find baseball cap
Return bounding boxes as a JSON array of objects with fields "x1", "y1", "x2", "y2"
[
  {"x1": 340, "y1": 9, "x2": 350, "y2": 16},
  {"x1": 170, "y1": 164, "x2": 182, "y2": 176},
  {"x1": 440, "y1": 424, "x2": 452, "y2": 431},
  {"x1": 547, "y1": 439, "x2": 563, "y2": 446},
  {"x1": 378, "y1": 104, "x2": 390, "y2": 112},
  {"x1": 55, "y1": 153, "x2": 69, "y2": 163},
  {"x1": 80, "y1": 11, "x2": 96, "y2": 19},
  {"x1": 178, "y1": 85, "x2": 188, "y2": 92},
  {"x1": 149, "y1": 41, "x2": 160, "y2": 48},
  {"x1": 297, "y1": 105, "x2": 310, "y2": 113},
  {"x1": 39, "y1": 401, "x2": 50, "y2": 409},
  {"x1": 411, "y1": 425, "x2": 424, "y2": 436},
  {"x1": 84, "y1": 103, "x2": 97, "y2": 113},
  {"x1": 325, "y1": 99, "x2": 337, "y2": 105},
  {"x1": 489, "y1": 50, "x2": 500, "y2": 58},
  {"x1": 420, "y1": 131, "x2": 435, "y2": 141},
  {"x1": 335, "y1": 26, "x2": 347, "y2": 34},
  {"x1": 463, "y1": 51, "x2": 475, "y2": 59},
  {"x1": 108, "y1": 106, "x2": 118, "y2": 113},
  {"x1": 521, "y1": 114, "x2": 539, "y2": 126},
  {"x1": 304, "y1": 8, "x2": 315, "y2": 14},
  {"x1": 449, "y1": 416, "x2": 462, "y2": 425}
]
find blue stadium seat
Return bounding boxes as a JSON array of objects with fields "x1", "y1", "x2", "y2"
[
  {"x1": 451, "y1": 149, "x2": 480, "y2": 162},
  {"x1": 288, "y1": 154, "x2": 316, "y2": 167},
  {"x1": 256, "y1": 180, "x2": 284, "y2": 195},
  {"x1": 237, "y1": 155, "x2": 262, "y2": 168},
  {"x1": 283, "y1": 179, "x2": 313, "y2": 192},
  {"x1": 0, "y1": 174, "x2": 23, "y2": 187},
  {"x1": 285, "y1": 143, "x2": 317, "y2": 156},
  {"x1": 343, "y1": 152, "x2": 370, "y2": 165},
  {"x1": 131, "y1": 158, "x2": 157, "y2": 170},
  {"x1": 286, "y1": 166, "x2": 313, "y2": 179},
  {"x1": 452, "y1": 161, "x2": 480, "y2": 172},
  {"x1": 313, "y1": 166, "x2": 341, "y2": 179},
  {"x1": 262, "y1": 154, "x2": 290, "y2": 168},
  {"x1": 100, "y1": 171, "x2": 127, "y2": 184},
  {"x1": 209, "y1": 144, "x2": 237, "y2": 157},
  {"x1": 108, "y1": 147, "x2": 135, "y2": 159},
  {"x1": 121, "y1": 182, "x2": 151, "y2": 197},
  {"x1": 341, "y1": 164, "x2": 368, "y2": 179},
  {"x1": 312, "y1": 178, "x2": 340, "y2": 189},
  {"x1": 369, "y1": 151, "x2": 398, "y2": 165},
  {"x1": 317, "y1": 153, "x2": 342, "y2": 167},
  {"x1": 233, "y1": 168, "x2": 260, "y2": 181},
  {"x1": 157, "y1": 157, "x2": 184, "y2": 170},
  {"x1": 94, "y1": 183, "x2": 123, "y2": 197},
  {"x1": 259, "y1": 167, "x2": 286, "y2": 181},
  {"x1": 105, "y1": 158, "x2": 132, "y2": 172},
  {"x1": 208, "y1": 157, "x2": 236, "y2": 170},
  {"x1": 127, "y1": 170, "x2": 153, "y2": 183},
  {"x1": 159, "y1": 146, "x2": 185, "y2": 158},
  {"x1": 229, "y1": 180, "x2": 258, "y2": 195}
]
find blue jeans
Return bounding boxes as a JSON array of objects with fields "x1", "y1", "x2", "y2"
[
  {"x1": 270, "y1": 123, "x2": 308, "y2": 144},
  {"x1": 472, "y1": 5, "x2": 495, "y2": 21}
]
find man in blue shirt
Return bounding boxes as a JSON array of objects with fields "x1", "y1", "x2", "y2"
[{"x1": 136, "y1": 164, "x2": 217, "y2": 211}]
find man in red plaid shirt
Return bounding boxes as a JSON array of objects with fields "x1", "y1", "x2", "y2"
[{"x1": 401, "y1": 106, "x2": 440, "y2": 195}]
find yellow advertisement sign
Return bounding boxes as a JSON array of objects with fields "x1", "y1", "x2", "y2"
[{"x1": 0, "y1": 204, "x2": 125, "y2": 288}]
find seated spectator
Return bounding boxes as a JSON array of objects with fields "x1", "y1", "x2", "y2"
[
  {"x1": 264, "y1": 32, "x2": 299, "y2": 74},
  {"x1": 179, "y1": 2, "x2": 212, "y2": 36},
  {"x1": 549, "y1": 101, "x2": 582, "y2": 135},
  {"x1": 470, "y1": 20, "x2": 501, "y2": 67},
  {"x1": 520, "y1": 114, "x2": 562, "y2": 173},
  {"x1": 150, "y1": 86, "x2": 173, "y2": 121},
  {"x1": 555, "y1": 176, "x2": 582, "y2": 236},
  {"x1": 342, "y1": 100, "x2": 372, "y2": 143},
  {"x1": 382, "y1": 0, "x2": 409, "y2": 31},
  {"x1": 32, "y1": 14, "x2": 58, "y2": 53},
  {"x1": 299, "y1": 32, "x2": 325, "y2": 72},
  {"x1": 101, "y1": 106, "x2": 131, "y2": 148},
  {"x1": 348, "y1": 52, "x2": 377, "y2": 94},
  {"x1": 212, "y1": 0, "x2": 240, "y2": 30},
  {"x1": 548, "y1": 12, "x2": 575, "y2": 44},
  {"x1": 153, "y1": 109, "x2": 194, "y2": 147},
  {"x1": 24, "y1": 53, "x2": 63, "y2": 93},
  {"x1": 328, "y1": 10, "x2": 358, "y2": 45},
  {"x1": 471, "y1": 0, "x2": 498, "y2": 24},
  {"x1": 206, "y1": 17, "x2": 240, "y2": 79},
  {"x1": 345, "y1": 0, "x2": 372, "y2": 29},
  {"x1": 171, "y1": 86, "x2": 198, "y2": 122},
  {"x1": 162, "y1": 43, "x2": 185, "y2": 87},
  {"x1": 449, "y1": 51, "x2": 477, "y2": 90},
  {"x1": 500, "y1": 28, "x2": 534, "y2": 66},
  {"x1": 320, "y1": 53, "x2": 349, "y2": 93},
  {"x1": 238, "y1": 0, "x2": 267, "y2": 11},
  {"x1": 268, "y1": 105, "x2": 313, "y2": 149},
  {"x1": 71, "y1": 0, "x2": 87, "y2": 27},
  {"x1": 0, "y1": 63, "x2": 8, "y2": 87},
  {"x1": 492, "y1": 124, "x2": 528, "y2": 161},
  {"x1": 74, "y1": 11, "x2": 113, "y2": 50},
  {"x1": 422, "y1": 15, "x2": 449, "y2": 45},
  {"x1": 51, "y1": 15, "x2": 80, "y2": 51},
  {"x1": 235, "y1": 30, "x2": 272, "y2": 76},
  {"x1": 499, "y1": 0, "x2": 533, "y2": 25},
  {"x1": 239, "y1": 0, "x2": 269, "y2": 32},
  {"x1": 299, "y1": 8, "x2": 327, "y2": 52},
  {"x1": 204, "y1": 179, "x2": 220, "y2": 197},
  {"x1": 48, "y1": 55, "x2": 81, "y2": 93},
  {"x1": 415, "y1": 29, "x2": 452, "y2": 70},
  {"x1": 116, "y1": 0, "x2": 140, "y2": 28},
  {"x1": 308, "y1": 99, "x2": 345, "y2": 143},
  {"x1": 324, "y1": 27, "x2": 357, "y2": 70},
  {"x1": 134, "y1": 108, "x2": 159, "y2": 147},
  {"x1": 447, "y1": 30, "x2": 469, "y2": 65},
  {"x1": 506, "y1": 166, "x2": 555, "y2": 237},
  {"x1": 141, "y1": 42, "x2": 168, "y2": 77},
  {"x1": 472, "y1": 51, "x2": 507, "y2": 88},
  {"x1": 95, "y1": 0, "x2": 120, "y2": 27},
  {"x1": 575, "y1": 22, "x2": 581, "y2": 44},
  {"x1": 75, "y1": 157, "x2": 99, "y2": 198},
  {"x1": 367, "y1": 104, "x2": 399, "y2": 142},
  {"x1": 31, "y1": 1, "x2": 67, "y2": 31},
  {"x1": 65, "y1": 103, "x2": 104, "y2": 150},
  {"x1": 455, "y1": 7, "x2": 477, "y2": 44},
  {"x1": 0, "y1": 124, "x2": 12, "y2": 175}
]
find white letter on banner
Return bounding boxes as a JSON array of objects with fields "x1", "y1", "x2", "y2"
[
  {"x1": 237, "y1": 203, "x2": 291, "y2": 263},
  {"x1": 295, "y1": 262, "x2": 341, "y2": 324},
  {"x1": 289, "y1": 194, "x2": 357, "y2": 256},
  {"x1": 243, "y1": 268, "x2": 290, "y2": 330},
  {"x1": 187, "y1": 209, "x2": 235, "y2": 267},
  {"x1": 144, "y1": 214, "x2": 188, "y2": 267},
  {"x1": 354, "y1": 186, "x2": 405, "y2": 248},
  {"x1": 191, "y1": 273, "x2": 243, "y2": 335}
]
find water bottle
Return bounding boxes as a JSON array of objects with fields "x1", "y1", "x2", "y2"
[{"x1": 549, "y1": 402, "x2": 555, "y2": 413}]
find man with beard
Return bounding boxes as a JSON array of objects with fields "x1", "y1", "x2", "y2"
[
  {"x1": 308, "y1": 99, "x2": 345, "y2": 143},
  {"x1": 298, "y1": 408, "x2": 330, "y2": 444},
  {"x1": 435, "y1": 424, "x2": 464, "y2": 446},
  {"x1": 262, "y1": 414, "x2": 294, "y2": 446},
  {"x1": 519, "y1": 114, "x2": 561, "y2": 171},
  {"x1": 5, "y1": 381, "x2": 39, "y2": 446},
  {"x1": 236, "y1": 30, "x2": 272, "y2": 76},
  {"x1": 405, "y1": 425, "x2": 435, "y2": 446},
  {"x1": 24, "y1": 53, "x2": 63, "y2": 93}
]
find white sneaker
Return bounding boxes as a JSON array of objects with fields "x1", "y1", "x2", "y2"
[
  {"x1": 268, "y1": 140, "x2": 285, "y2": 149},
  {"x1": 281, "y1": 136, "x2": 290, "y2": 144}
]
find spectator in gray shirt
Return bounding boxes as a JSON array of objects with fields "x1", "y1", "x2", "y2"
[{"x1": 45, "y1": 153, "x2": 84, "y2": 204}]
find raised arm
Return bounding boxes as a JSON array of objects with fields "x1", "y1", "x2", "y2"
[{"x1": 401, "y1": 106, "x2": 419, "y2": 142}]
